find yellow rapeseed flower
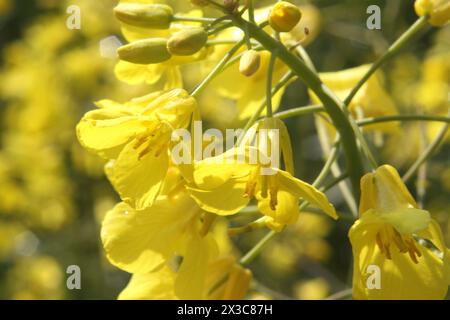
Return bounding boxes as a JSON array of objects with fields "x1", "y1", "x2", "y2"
[
  {"x1": 77, "y1": 89, "x2": 196, "y2": 209},
  {"x1": 185, "y1": 146, "x2": 337, "y2": 227},
  {"x1": 119, "y1": 256, "x2": 252, "y2": 300},
  {"x1": 349, "y1": 165, "x2": 450, "y2": 299}
]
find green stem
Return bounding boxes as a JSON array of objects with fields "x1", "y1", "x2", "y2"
[
  {"x1": 344, "y1": 16, "x2": 428, "y2": 107},
  {"x1": 313, "y1": 137, "x2": 341, "y2": 187},
  {"x1": 237, "y1": 70, "x2": 296, "y2": 144},
  {"x1": 321, "y1": 173, "x2": 349, "y2": 192},
  {"x1": 274, "y1": 104, "x2": 324, "y2": 119},
  {"x1": 207, "y1": 21, "x2": 234, "y2": 35},
  {"x1": 294, "y1": 45, "x2": 318, "y2": 74},
  {"x1": 402, "y1": 122, "x2": 449, "y2": 182},
  {"x1": 191, "y1": 39, "x2": 245, "y2": 97},
  {"x1": 247, "y1": 0, "x2": 255, "y2": 23},
  {"x1": 293, "y1": 42, "x2": 378, "y2": 170},
  {"x1": 266, "y1": 50, "x2": 278, "y2": 117},
  {"x1": 228, "y1": 217, "x2": 266, "y2": 236},
  {"x1": 279, "y1": 108, "x2": 450, "y2": 125},
  {"x1": 172, "y1": 15, "x2": 218, "y2": 23},
  {"x1": 350, "y1": 119, "x2": 378, "y2": 169},
  {"x1": 231, "y1": 15, "x2": 365, "y2": 199},
  {"x1": 240, "y1": 230, "x2": 278, "y2": 265},
  {"x1": 357, "y1": 114, "x2": 450, "y2": 126},
  {"x1": 206, "y1": 39, "x2": 257, "y2": 46}
]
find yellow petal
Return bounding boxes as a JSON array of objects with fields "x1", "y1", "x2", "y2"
[
  {"x1": 349, "y1": 213, "x2": 449, "y2": 299},
  {"x1": 76, "y1": 108, "x2": 145, "y2": 159},
  {"x1": 101, "y1": 202, "x2": 165, "y2": 274},
  {"x1": 187, "y1": 178, "x2": 249, "y2": 215},
  {"x1": 191, "y1": 148, "x2": 253, "y2": 189},
  {"x1": 380, "y1": 207, "x2": 430, "y2": 235},
  {"x1": 257, "y1": 189, "x2": 300, "y2": 225},
  {"x1": 110, "y1": 140, "x2": 169, "y2": 209},
  {"x1": 311, "y1": 65, "x2": 398, "y2": 132},
  {"x1": 221, "y1": 265, "x2": 252, "y2": 300},
  {"x1": 278, "y1": 170, "x2": 337, "y2": 219},
  {"x1": 175, "y1": 235, "x2": 218, "y2": 299},
  {"x1": 102, "y1": 193, "x2": 201, "y2": 274},
  {"x1": 359, "y1": 165, "x2": 419, "y2": 215},
  {"x1": 114, "y1": 60, "x2": 164, "y2": 85},
  {"x1": 164, "y1": 65, "x2": 183, "y2": 89},
  {"x1": 120, "y1": 20, "x2": 170, "y2": 42},
  {"x1": 118, "y1": 266, "x2": 177, "y2": 300}
]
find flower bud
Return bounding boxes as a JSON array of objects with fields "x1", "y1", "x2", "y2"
[
  {"x1": 117, "y1": 38, "x2": 172, "y2": 64},
  {"x1": 167, "y1": 27, "x2": 208, "y2": 56},
  {"x1": 113, "y1": 3, "x2": 173, "y2": 29},
  {"x1": 415, "y1": 0, "x2": 450, "y2": 26},
  {"x1": 239, "y1": 50, "x2": 261, "y2": 77},
  {"x1": 269, "y1": 1, "x2": 302, "y2": 32}
]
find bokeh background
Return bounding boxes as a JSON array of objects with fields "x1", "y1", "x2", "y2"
[{"x1": 0, "y1": 0, "x2": 448, "y2": 299}]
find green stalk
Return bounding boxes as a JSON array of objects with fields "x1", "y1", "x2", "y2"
[
  {"x1": 247, "y1": 0, "x2": 255, "y2": 23},
  {"x1": 357, "y1": 114, "x2": 450, "y2": 126},
  {"x1": 274, "y1": 105, "x2": 325, "y2": 119},
  {"x1": 344, "y1": 16, "x2": 428, "y2": 107},
  {"x1": 403, "y1": 122, "x2": 449, "y2": 182},
  {"x1": 232, "y1": 15, "x2": 365, "y2": 199},
  {"x1": 312, "y1": 137, "x2": 341, "y2": 188},
  {"x1": 237, "y1": 70, "x2": 296, "y2": 145},
  {"x1": 191, "y1": 39, "x2": 244, "y2": 97},
  {"x1": 240, "y1": 230, "x2": 277, "y2": 265},
  {"x1": 278, "y1": 109, "x2": 450, "y2": 125},
  {"x1": 266, "y1": 50, "x2": 278, "y2": 117},
  {"x1": 172, "y1": 15, "x2": 218, "y2": 23}
]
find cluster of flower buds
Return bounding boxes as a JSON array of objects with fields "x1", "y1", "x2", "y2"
[
  {"x1": 114, "y1": 3, "x2": 208, "y2": 64},
  {"x1": 238, "y1": 1, "x2": 303, "y2": 77}
]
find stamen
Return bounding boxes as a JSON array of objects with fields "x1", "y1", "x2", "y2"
[
  {"x1": 133, "y1": 134, "x2": 149, "y2": 149},
  {"x1": 268, "y1": 175, "x2": 278, "y2": 211},
  {"x1": 138, "y1": 144, "x2": 152, "y2": 159},
  {"x1": 392, "y1": 229, "x2": 408, "y2": 253},
  {"x1": 243, "y1": 169, "x2": 258, "y2": 199},
  {"x1": 375, "y1": 232, "x2": 385, "y2": 254},
  {"x1": 407, "y1": 248, "x2": 419, "y2": 264},
  {"x1": 243, "y1": 180, "x2": 257, "y2": 198},
  {"x1": 375, "y1": 226, "x2": 423, "y2": 263},
  {"x1": 407, "y1": 238, "x2": 422, "y2": 261},
  {"x1": 260, "y1": 175, "x2": 268, "y2": 198},
  {"x1": 384, "y1": 244, "x2": 392, "y2": 260}
]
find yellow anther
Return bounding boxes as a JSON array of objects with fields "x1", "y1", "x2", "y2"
[
  {"x1": 375, "y1": 226, "x2": 422, "y2": 263},
  {"x1": 268, "y1": 175, "x2": 279, "y2": 211}
]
